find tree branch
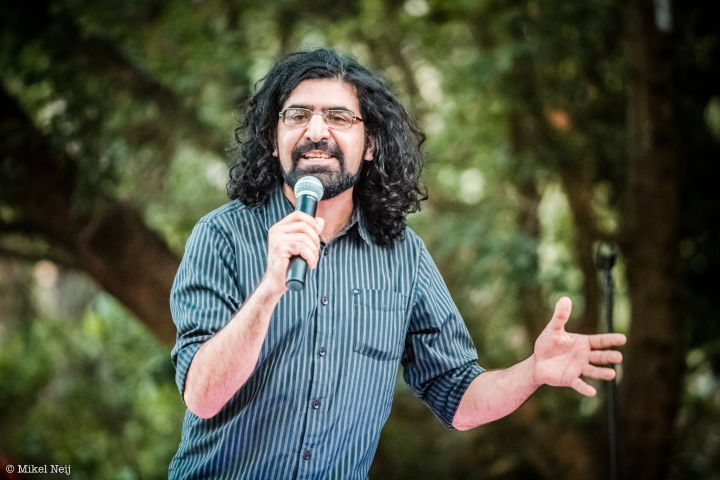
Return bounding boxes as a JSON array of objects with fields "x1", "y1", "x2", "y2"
[
  {"x1": 0, "y1": 245, "x2": 78, "y2": 271},
  {"x1": 0, "y1": 219, "x2": 46, "y2": 237},
  {"x1": 1, "y1": 84, "x2": 180, "y2": 343},
  {"x1": 2, "y1": 0, "x2": 225, "y2": 154}
]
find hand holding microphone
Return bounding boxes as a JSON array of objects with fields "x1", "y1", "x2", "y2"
[
  {"x1": 263, "y1": 177, "x2": 324, "y2": 295},
  {"x1": 286, "y1": 177, "x2": 324, "y2": 290}
]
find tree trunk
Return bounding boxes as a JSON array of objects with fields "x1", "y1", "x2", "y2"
[
  {"x1": 560, "y1": 166, "x2": 604, "y2": 336},
  {"x1": 505, "y1": 24, "x2": 602, "y2": 476},
  {"x1": 619, "y1": 0, "x2": 682, "y2": 478},
  {"x1": 0, "y1": 87, "x2": 180, "y2": 343}
]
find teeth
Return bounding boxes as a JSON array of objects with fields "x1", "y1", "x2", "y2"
[{"x1": 303, "y1": 153, "x2": 331, "y2": 159}]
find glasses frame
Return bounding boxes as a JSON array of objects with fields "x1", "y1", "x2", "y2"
[{"x1": 279, "y1": 108, "x2": 364, "y2": 130}]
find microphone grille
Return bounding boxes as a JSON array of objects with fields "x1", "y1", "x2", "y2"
[{"x1": 294, "y1": 176, "x2": 324, "y2": 201}]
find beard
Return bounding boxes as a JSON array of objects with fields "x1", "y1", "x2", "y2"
[{"x1": 281, "y1": 139, "x2": 362, "y2": 200}]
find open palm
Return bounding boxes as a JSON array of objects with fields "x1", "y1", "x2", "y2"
[{"x1": 533, "y1": 297, "x2": 626, "y2": 396}]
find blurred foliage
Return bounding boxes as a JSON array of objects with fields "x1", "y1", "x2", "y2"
[
  {"x1": 0, "y1": 294, "x2": 185, "y2": 480},
  {"x1": 1, "y1": 0, "x2": 719, "y2": 478}
]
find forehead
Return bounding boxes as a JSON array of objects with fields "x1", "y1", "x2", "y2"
[{"x1": 281, "y1": 79, "x2": 360, "y2": 113}]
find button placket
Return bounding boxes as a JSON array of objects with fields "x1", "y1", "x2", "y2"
[{"x1": 299, "y1": 254, "x2": 333, "y2": 477}]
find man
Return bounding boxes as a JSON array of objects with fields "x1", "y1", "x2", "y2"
[{"x1": 169, "y1": 49, "x2": 625, "y2": 479}]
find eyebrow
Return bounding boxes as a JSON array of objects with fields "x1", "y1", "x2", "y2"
[{"x1": 286, "y1": 104, "x2": 355, "y2": 112}]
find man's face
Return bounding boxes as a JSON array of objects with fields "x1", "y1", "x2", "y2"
[{"x1": 275, "y1": 79, "x2": 373, "y2": 200}]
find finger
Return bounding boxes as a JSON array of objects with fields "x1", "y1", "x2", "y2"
[
  {"x1": 281, "y1": 232, "x2": 319, "y2": 252},
  {"x1": 273, "y1": 222, "x2": 320, "y2": 241},
  {"x1": 588, "y1": 333, "x2": 627, "y2": 349},
  {"x1": 588, "y1": 350, "x2": 623, "y2": 365},
  {"x1": 546, "y1": 297, "x2": 572, "y2": 332},
  {"x1": 315, "y1": 217, "x2": 325, "y2": 235},
  {"x1": 273, "y1": 234, "x2": 319, "y2": 266},
  {"x1": 287, "y1": 241, "x2": 320, "y2": 269},
  {"x1": 582, "y1": 364, "x2": 617, "y2": 381},
  {"x1": 570, "y1": 377, "x2": 596, "y2": 397},
  {"x1": 270, "y1": 235, "x2": 316, "y2": 260},
  {"x1": 276, "y1": 211, "x2": 319, "y2": 228},
  {"x1": 273, "y1": 221, "x2": 321, "y2": 247},
  {"x1": 275, "y1": 212, "x2": 320, "y2": 231}
]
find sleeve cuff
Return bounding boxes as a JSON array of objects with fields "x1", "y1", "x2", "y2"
[
  {"x1": 173, "y1": 341, "x2": 204, "y2": 400},
  {"x1": 434, "y1": 361, "x2": 485, "y2": 429}
]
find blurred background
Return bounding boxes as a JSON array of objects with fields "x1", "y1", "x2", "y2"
[{"x1": 1, "y1": 0, "x2": 718, "y2": 478}]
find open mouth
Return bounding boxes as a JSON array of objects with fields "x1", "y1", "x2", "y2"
[
  {"x1": 301, "y1": 151, "x2": 336, "y2": 161},
  {"x1": 291, "y1": 141, "x2": 344, "y2": 171}
]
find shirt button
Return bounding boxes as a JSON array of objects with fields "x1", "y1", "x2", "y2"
[
  {"x1": 323, "y1": 249, "x2": 329, "y2": 256},
  {"x1": 303, "y1": 450, "x2": 311, "y2": 461},
  {"x1": 321, "y1": 296, "x2": 328, "y2": 305},
  {"x1": 312, "y1": 399, "x2": 321, "y2": 409},
  {"x1": 319, "y1": 347, "x2": 326, "y2": 357},
  {"x1": 352, "y1": 289, "x2": 359, "y2": 296}
]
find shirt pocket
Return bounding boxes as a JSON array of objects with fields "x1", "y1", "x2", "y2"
[{"x1": 352, "y1": 289, "x2": 408, "y2": 361}]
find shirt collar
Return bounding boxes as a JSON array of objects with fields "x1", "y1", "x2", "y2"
[
  {"x1": 257, "y1": 185, "x2": 294, "y2": 231},
  {"x1": 256, "y1": 186, "x2": 372, "y2": 246},
  {"x1": 354, "y1": 209, "x2": 372, "y2": 246}
]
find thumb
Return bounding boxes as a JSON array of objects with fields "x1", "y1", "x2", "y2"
[
  {"x1": 547, "y1": 297, "x2": 572, "y2": 332},
  {"x1": 315, "y1": 217, "x2": 325, "y2": 234}
]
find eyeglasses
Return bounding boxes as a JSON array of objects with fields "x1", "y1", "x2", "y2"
[{"x1": 279, "y1": 108, "x2": 363, "y2": 130}]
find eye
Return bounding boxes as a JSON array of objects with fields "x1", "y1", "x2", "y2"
[
  {"x1": 287, "y1": 109, "x2": 311, "y2": 123},
  {"x1": 326, "y1": 111, "x2": 351, "y2": 126}
]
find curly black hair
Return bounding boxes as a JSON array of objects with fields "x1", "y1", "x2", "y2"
[{"x1": 228, "y1": 48, "x2": 427, "y2": 247}]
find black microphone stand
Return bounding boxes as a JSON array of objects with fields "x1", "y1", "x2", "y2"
[{"x1": 596, "y1": 244, "x2": 620, "y2": 480}]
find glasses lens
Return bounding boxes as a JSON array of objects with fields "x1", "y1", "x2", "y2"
[
  {"x1": 284, "y1": 108, "x2": 312, "y2": 126},
  {"x1": 324, "y1": 110, "x2": 353, "y2": 129}
]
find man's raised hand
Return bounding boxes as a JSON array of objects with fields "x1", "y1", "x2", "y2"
[
  {"x1": 263, "y1": 211, "x2": 325, "y2": 295},
  {"x1": 532, "y1": 297, "x2": 627, "y2": 396}
]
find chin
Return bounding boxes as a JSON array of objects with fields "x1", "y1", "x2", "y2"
[{"x1": 296, "y1": 167, "x2": 339, "y2": 179}]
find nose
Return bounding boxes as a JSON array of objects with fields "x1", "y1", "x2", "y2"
[{"x1": 305, "y1": 112, "x2": 331, "y2": 143}]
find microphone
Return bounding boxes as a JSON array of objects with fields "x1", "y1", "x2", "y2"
[{"x1": 286, "y1": 176, "x2": 324, "y2": 291}]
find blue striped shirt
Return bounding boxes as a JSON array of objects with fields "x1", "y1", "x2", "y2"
[{"x1": 169, "y1": 187, "x2": 483, "y2": 479}]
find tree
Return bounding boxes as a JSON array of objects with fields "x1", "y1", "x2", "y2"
[
  {"x1": 2, "y1": 0, "x2": 720, "y2": 478},
  {"x1": 619, "y1": 0, "x2": 682, "y2": 477}
]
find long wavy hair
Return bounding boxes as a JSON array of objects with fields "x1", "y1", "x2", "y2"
[{"x1": 228, "y1": 48, "x2": 427, "y2": 247}]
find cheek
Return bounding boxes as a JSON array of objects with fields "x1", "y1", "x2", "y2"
[
  {"x1": 278, "y1": 131, "x2": 298, "y2": 153},
  {"x1": 351, "y1": 136, "x2": 368, "y2": 158}
]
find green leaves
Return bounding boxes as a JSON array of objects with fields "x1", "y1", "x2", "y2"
[
  {"x1": 0, "y1": 295, "x2": 184, "y2": 480},
  {"x1": 2, "y1": 0, "x2": 720, "y2": 478}
]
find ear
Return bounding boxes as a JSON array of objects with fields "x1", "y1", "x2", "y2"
[{"x1": 363, "y1": 136, "x2": 374, "y2": 161}]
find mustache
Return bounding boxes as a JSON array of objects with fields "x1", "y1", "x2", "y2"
[{"x1": 290, "y1": 140, "x2": 345, "y2": 168}]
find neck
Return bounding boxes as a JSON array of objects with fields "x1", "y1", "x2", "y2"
[{"x1": 283, "y1": 184, "x2": 354, "y2": 243}]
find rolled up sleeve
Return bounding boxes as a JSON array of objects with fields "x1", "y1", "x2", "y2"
[
  {"x1": 170, "y1": 221, "x2": 242, "y2": 397},
  {"x1": 402, "y1": 244, "x2": 484, "y2": 429}
]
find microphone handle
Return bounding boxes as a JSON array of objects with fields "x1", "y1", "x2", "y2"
[{"x1": 286, "y1": 195, "x2": 318, "y2": 291}]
